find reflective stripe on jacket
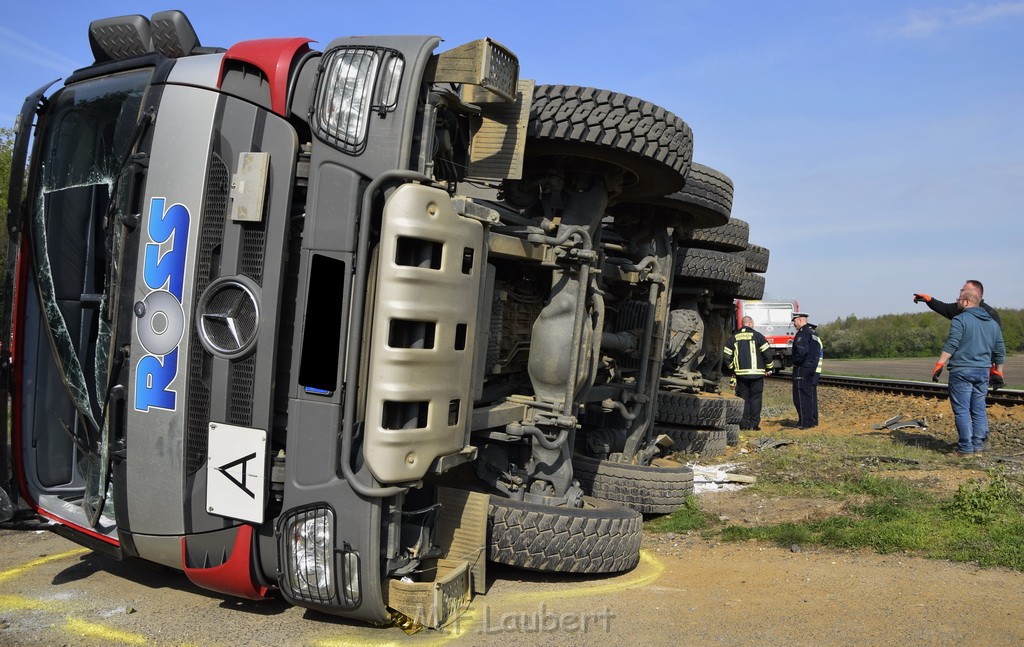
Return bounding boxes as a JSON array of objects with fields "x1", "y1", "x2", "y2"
[
  {"x1": 814, "y1": 333, "x2": 824, "y2": 375},
  {"x1": 723, "y1": 327, "x2": 773, "y2": 377},
  {"x1": 792, "y1": 323, "x2": 823, "y2": 378}
]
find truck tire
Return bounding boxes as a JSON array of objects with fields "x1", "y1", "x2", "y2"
[
  {"x1": 657, "y1": 425, "x2": 728, "y2": 457},
  {"x1": 488, "y1": 495, "x2": 642, "y2": 574},
  {"x1": 676, "y1": 217, "x2": 749, "y2": 252},
  {"x1": 674, "y1": 247, "x2": 745, "y2": 285},
  {"x1": 740, "y1": 243, "x2": 770, "y2": 273},
  {"x1": 526, "y1": 84, "x2": 693, "y2": 199},
  {"x1": 572, "y1": 455, "x2": 694, "y2": 515},
  {"x1": 609, "y1": 162, "x2": 732, "y2": 229},
  {"x1": 656, "y1": 391, "x2": 728, "y2": 427},
  {"x1": 725, "y1": 423, "x2": 741, "y2": 446},
  {"x1": 731, "y1": 272, "x2": 766, "y2": 300},
  {"x1": 724, "y1": 395, "x2": 744, "y2": 424},
  {"x1": 673, "y1": 162, "x2": 733, "y2": 221}
]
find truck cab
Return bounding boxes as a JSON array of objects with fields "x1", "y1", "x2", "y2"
[
  {"x1": 735, "y1": 298, "x2": 799, "y2": 370},
  {"x1": 2, "y1": 10, "x2": 706, "y2": 628},
  {"x1": 2, "y1": 10, "x2": 533, "y2": 626}
]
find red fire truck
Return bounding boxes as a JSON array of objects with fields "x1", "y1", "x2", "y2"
[{"x1": 735, "y1": 298, "x2": 798, "y2": 370}]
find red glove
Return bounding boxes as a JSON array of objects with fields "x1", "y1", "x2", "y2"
[
  {"x1": 990, "y1": 369, "x2": 1004, "y2": 391},
  {"x1": 913, "y1": 293, "x2": 932, "y2": 303},
  {"x1": 932, "y1": 362, "x2": 944, "y2": 382}
]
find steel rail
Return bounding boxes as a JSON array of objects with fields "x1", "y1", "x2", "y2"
[{"x1": 771, "y1": 372, "x2": 1024, "y2": 407}]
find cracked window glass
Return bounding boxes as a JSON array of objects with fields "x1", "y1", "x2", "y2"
[{"x1": 29, "y1": 69, "x2": 151, "y2": 523}]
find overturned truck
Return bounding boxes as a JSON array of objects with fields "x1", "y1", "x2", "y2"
[{"x1": 0, "y1": 11, "x2": 760, "y2": 628}]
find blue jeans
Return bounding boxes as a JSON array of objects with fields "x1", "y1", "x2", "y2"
[{"x1": 948, "y1": 368, "x2": 990, "y2": 453}]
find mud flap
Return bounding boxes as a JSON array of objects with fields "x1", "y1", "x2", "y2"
[{"x1": 387, "y1": 487, "x2": 487, "y2": 629}]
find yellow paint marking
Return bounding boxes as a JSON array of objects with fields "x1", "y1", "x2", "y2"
[
  {"x1": 0, "y1": 548, "x2": 89, "y2": 584},
  {"x1": 501, "y1": 549, "x2": 665, "y2": 605},
  {"x1": 315, "y1": 552, "x2": 664, "y2": 644},
  {"x1": 2, "y1": 549, "x2": 149, "y2": 645},
  {"x1": 317, "y1": 640, "x2": 409, "y2": 647},
  {"x1": 442, "y1": 605, "x2": 483, "y2": 639},
  {"x1": 1, "y1": 545, "x2": 663, "y2": 644},
  {"x1": 0, "y1": 593, "x2": 51, "y2": 611},
  {"x1": 64, "y1": 618, "x2": 148, "y2": 645}
]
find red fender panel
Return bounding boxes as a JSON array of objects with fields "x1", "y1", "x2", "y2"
[
  {"x1": 182, "y1": 524, "x2": 271, "y2": 600},
  {"x1": 220, "y1": 37, "x2": 314, "y2": 116}
]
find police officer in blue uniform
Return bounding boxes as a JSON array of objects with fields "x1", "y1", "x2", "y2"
[
  {"x1": 790, "y1": 312, "x2": 822, "y2": 429},
  {"x1": 723, "y1": 316, "x2": 774, "y2": 430}
]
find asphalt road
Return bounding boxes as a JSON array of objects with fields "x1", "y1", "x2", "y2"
[{"x1": 3, "y1": 522, "x2": 1024, "y2": 646}]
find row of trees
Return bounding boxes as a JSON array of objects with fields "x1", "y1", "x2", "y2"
[
  {"x1": 818, "y1": 310, "x2": 1024, "y2": 359},
  {"x1": 1, "y1": 126, "x2": 14, "y2": 288},
  {"x1": 1, "y1": 126, "x2": 12, "y2": 235}
]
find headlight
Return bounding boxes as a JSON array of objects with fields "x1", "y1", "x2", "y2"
[
  {"x1": 277, "y1": 504, "x2": 361, "y2": 608},
  {"x1": 311, "y1": 47, "x2": 404, "y2": 154}
]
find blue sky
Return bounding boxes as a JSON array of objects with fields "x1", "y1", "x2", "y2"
[{"x1": 2, "y1": 1, "x2": 1022, "y2": 323}]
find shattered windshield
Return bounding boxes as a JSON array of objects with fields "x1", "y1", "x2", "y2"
[{"x1": 29, "y1": 68, "x2": 152, "y2": 522}]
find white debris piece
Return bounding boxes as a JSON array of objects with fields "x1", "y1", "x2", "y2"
[{"x1": 689, "y1": 463, "x2": 753, "y2": 493}]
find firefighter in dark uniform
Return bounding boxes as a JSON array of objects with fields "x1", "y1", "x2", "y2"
[
  {"x1": 723, "y1": 316, "x2": 774, "y2": 431},
  {"x1": 790, "y1": 312, "x2": 822, "y2": 429}
]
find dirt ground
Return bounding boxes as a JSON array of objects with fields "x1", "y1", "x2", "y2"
[
  {"x1": 2, "y1": 376, "x2": 1024, "y2": 646},
  {"x1": 697, "y1": 377, "x2": 1023, "y2": 528},
  {"x1": 827, "y1": 355, "x2": 1024, "y2": 389}
]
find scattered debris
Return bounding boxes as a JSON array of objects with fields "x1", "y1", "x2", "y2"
[
  {"x1": 873, "y1": 414, "x2": 928, "y2": 431},
  {"x1": 722, "y1": 473, "x2": 757, "y2": 484},
  {"x1": 750, "y1": 438, "x2": 795, "y2": 452},
  {"x1": 850, "y1": 456, "x2": 922, "y2": 466},
  {"x1": 992, "y1": 455, "x2": 1024, "y2": 465},
  {"x1": 872, "y1": 414, "x2": 903, "y2": 429},
  {"x1": 99, "y1": 606, "x2": 137, "y2": 618},
  {"x1": 691, "y1": 464, "x2": 757, "y2": 493}
]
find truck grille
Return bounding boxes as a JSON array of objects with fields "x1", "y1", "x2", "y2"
[
  {"x1": 229, "y1": 215, "x2": 267, "y2": 427},
  {"x1": 241, "y1": 224, "x2": 265, "y2": 283},
  {"x1": 185, "y1": 154, "x2": 229, "y2": 475},
  {"x1": 229, "y1": 356, "x2": 256, "y2": 426},
  {"x1": 184, "y1": 152, "x2": 269, "y2": 473}
]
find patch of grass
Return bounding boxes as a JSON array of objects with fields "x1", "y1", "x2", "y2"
[
  {"x1": 713, "y1": 471, "x2": 1024, "y2": 569},
  {"x1": 646, "y1": 495, "x2": 714, "y2": 533},
  {"x1": 653, "y1": 372, "x2": 1024, "y2": 568},
  {"x1": 721, "y1": 505, "x2": 939, "y2": 554},
  {"x1": 742, "y1": 431, "x2": 937, "y2": 499},
  {"x1": 948, "y1": 470, "x2": 1017, "y2": 524},
  {"x1": 646, "y1": 427, "x2": 1024, "y2": 570}
]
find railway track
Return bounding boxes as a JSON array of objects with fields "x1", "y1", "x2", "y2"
[{"x1": 773, "y1": 372, "x2": 1024, "y2": 407}]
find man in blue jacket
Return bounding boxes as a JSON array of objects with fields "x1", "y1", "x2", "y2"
[
  {"x1": 916, "y1": 279, "x2": 1003, "y2": 390},
  {"x1": 932, "y1": 288, "x2": 1006, "y2": 456},
  {"x1": 913, "y1": 279, "x2": 1002, "y2": 327},
  {"x1": 790, "y1": 312, "x2": 822, "y2": 429}
]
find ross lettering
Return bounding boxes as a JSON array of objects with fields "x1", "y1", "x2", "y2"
[
  {"x1": 143, "y1": 197, "x2": 189, "y2": 299},
  {"x1": 135, "y1": 350, "x2": 179, "y2": 412},
  {"x1": 134, "y1": 197, "x2": 190, "y2": 412}
]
